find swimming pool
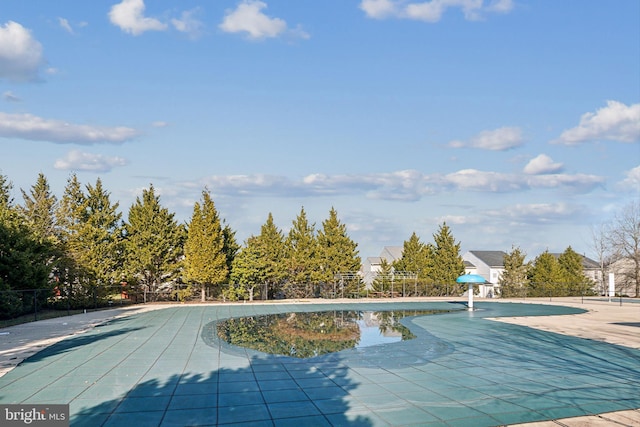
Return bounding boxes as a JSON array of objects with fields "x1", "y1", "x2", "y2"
[{"x1": 0, "y1": 301, "x2": 638, "y2": 426}]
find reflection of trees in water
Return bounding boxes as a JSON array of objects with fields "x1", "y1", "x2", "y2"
[
  {"x1": 217, "y1": 310, "x2": 447, "y2": 358},
  {"x1": 217, "y1": 311, "x2": 359, "y2": 358}
]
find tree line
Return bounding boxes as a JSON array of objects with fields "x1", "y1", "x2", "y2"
[
  {"x1": 1, "y1": 171, "x2": 637, "y2": 319},
  {"x1": 0, "y1": 172, "x2": 366, "y2": 317},
  {"x1": 499, "y1": 246, "x2": 595, "y2": 298},
  {"x1": 374, "y1": 227, "x2": 467, "y2": 296}
]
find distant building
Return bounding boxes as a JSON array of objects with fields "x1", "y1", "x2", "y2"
[
  {"x1": 607, "y1": 257, "x2": 638, "y2": 297},
  {"x1": 362, "y1": 246, "x2": 402, "y2": 287},
  {"x1": 462, "y1": 250, "x2": 507, "y2": 298}
]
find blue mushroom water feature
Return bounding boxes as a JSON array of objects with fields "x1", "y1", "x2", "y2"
[{"x1": 456, "y1": 274, "x2": 487, "y2": 310}]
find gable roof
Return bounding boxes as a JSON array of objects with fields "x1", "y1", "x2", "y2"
[
  {"x1": 550, "y1": 253, "x2": 600, "y2": 269},
  {"x1": 380, "y1": 246, "x2": 403, "y2": 262},
  {"x1": 468, "y1": 250, "x2": 507, "y2": 267}
]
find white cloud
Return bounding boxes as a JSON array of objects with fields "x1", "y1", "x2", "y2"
[
  {"x1": 359, "y1": 0, "x2": 399, "y2": 19},
  {"x1": 444, "y1": 169, "x2": 525, "y2": 192},
  {"x1": 360, "y1": 0, "x2": 514, "y2": 22},
  {"x1": 54, "y1": 150, "x2": 127, "y2": 172},
  {"x1": 487, "y1": 202, "x2": 580, "y2": 224},
  {"x1": 617, "y1": 165, "x2": 640, "y2": 190},
  {"x1": 554, "y1": 101, "x2": 640, "y2": 145},
  {"x1": 523, "y1": 154, "x2": 564, "y2": 175},
  {"x1": 0, "y1": 21, "x2": 44, "y2": 82},
  {"x1": 109, "y1": 0, "x2": 167, "y2": 36},
  {"x1": 0, "y1": 112, "x2": 140, "y2": 144},
  {"x1": 188, "y1": 167, "x2": 603, "y2": 202},
  {"x1": 219, "y1": 1, "x2": 307, "y2": 40},
  {"x1": 58, "y1": 18, "x2": 74, "y2": 34},
  {"x1": 449, "y1": 126, "x2": 524, "y2": 151},
  {"x1": 525, "y1": 173, "x2": 604, "y2": 193},
  {"x1": 171, "y1": 9, "x2": 205, "y2": 39},
  {"x1": 3, "y1": 91, "x2": 21, "y2": 102}
]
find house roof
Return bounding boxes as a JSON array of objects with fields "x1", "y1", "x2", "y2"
[
  {"x1": 380, "y1": 246, "x2": 403, "y2": 262},
  {"x1": 468, "y1": 250, "x2": 507, "y2": 267},
  {"x1": 550, "y1": 253, "x2": 600, "y2": 269}
]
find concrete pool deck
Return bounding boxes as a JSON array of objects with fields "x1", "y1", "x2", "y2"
[{"x1": 0, "y1": 298, "x2": 639, "y2": 426}]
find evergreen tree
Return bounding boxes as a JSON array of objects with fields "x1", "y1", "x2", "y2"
[
  {"x1": 124, "y1": 184, "x2": 184, "y2": 300},
  {"x1": 70, "y1": 178, "x2": 123, "y2": 303},
  {"x1": 528, "y1": 250, "x2": 563, "y2": 297},
  {"x1": 393, "y1": 232, "x2": 425, "y2": 274},
  {"x1": 0, "y1": 174, "x2": 50, "y2": 316},
  {"x1": 184, "y1": 190, "x2": 227, "y2": 301},
  {"x1": 55, "y1": 174, "x2": 88, "y2": 302},
  {"x1": 558, "y1": 246, "x2": 593, "y2": 296},
  {"x1": 222, "y1": 222, "x2": 240, "y2": 283},
  {"x1": 499, "y1": 246, "x2": 530, "y2": 298},
  {"x1": 393, "y1": 232, "x2": 432, "y2": 295},
  {"x1": 20, "y1": 173, "x2": 58, "y2": 246},
  {"x1": 283, "y1": 207, "x2": 318, "y2": 298},
  {"x1": 430, "y1": 222, "x2": 465, "y2": 295},
  {"x1": 255, "y1": 212, "x2": 286, "y2": 299},
  {"x1": 372, "y1": 259, "x2": 393, "y2": 293},
  {"x1": 316, "y1": 207, "x2": 361, "y2": 295},
  {"x1": 229, "y1": 235, "x2": 262, "y2": 301}
]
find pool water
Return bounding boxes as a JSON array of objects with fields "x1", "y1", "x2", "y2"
[{"x1": 213, "y1": 309, "x2": 449, "y2": 358}]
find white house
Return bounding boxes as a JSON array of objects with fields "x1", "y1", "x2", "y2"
[
  {"x1": 362, "y1": 246, "x2": 403, "y2": 287},
  {"x1": 462, "y1": 250, "x2": 507, "y2": 298},
  {"x1": 607, "y1": 257, "x2": 639, "y2": 297}
]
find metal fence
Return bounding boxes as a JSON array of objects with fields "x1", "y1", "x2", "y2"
[{"x1": 0, "y1": 285, "x2": 133, "y2": 322}]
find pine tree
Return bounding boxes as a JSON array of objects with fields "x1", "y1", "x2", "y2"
[
  {"x1": 55, "y1": 174, "x2": 88, "y2": 302},
  {"x1": 558, "y1": 246, "x2": 593, "y2": 296},
  {"x1": 255, "y1": 212, "x2": 286, "y2": 299},
  {"x1": 528, "y1": 250, "x2": 563, "y2": 297},
  {"x1": 499, "y1": 246, "x2": 530, "y2": 298},
  {"x1": 0, "y1": 173, "x2": 50, "y2": 316},
  {"x1": 69, "y1": 178, "x2": 123, "y2": 304},
  {"x1": 393, "y1": 232, "x2": 432, "y2": 295},
  {"x1": 124, "y1": 184, "x2": 184, "y2": 299},
  {"x1": 316, "y1": 207, "x2": 361, "y2": 295},
  {"x1": 229, "y1": 235, "x2": 263, "y2": 301},
  {"x1": 372, "y1": 259, "x2": 393, "y2": 293},
  {"x1": 20, "y1": 173, "x2": 58, "y2": 246},
  {"x1": 222, "y1": 222, "x2": 240, "y2": 283},
  {"x1": 184, "y1": 190, "x2": 227, "y2": 302},
  {"x1": 284, "y1": 207, "x2": 318, "y2": 298},
  {"x1": 430, "y1": 222, "x2": 465, "y2": 295}
]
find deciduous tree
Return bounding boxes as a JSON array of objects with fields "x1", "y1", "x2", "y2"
[{"x1": 608, "y1": 200, "x2": 640, "y2": 297}]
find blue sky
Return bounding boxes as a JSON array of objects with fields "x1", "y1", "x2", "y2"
[{"x1": 1, "y1": 0, "x2": 639, "y2": 261}]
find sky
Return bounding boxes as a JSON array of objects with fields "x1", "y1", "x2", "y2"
[{"x1": 0, "y1": 0, "x2": 639, "y2": 262}]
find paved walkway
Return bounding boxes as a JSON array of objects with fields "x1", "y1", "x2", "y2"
[
  {"x1": 0, "y1": 304, "x2": 166, "y2": 377},
  {"x1": 490, "y1": 297, "x2": 640, "y2": 349},
  {"x1": 0, "y1": 298, "x2": 638, "y2": 426}
]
